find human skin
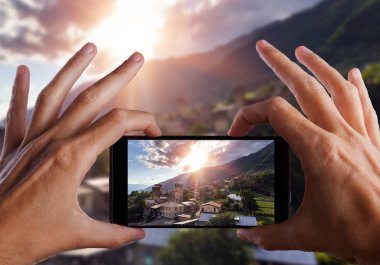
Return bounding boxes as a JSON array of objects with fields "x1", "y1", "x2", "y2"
[
  {"x1": 230, "y1": 40, "x2": 380, "y2": 264},
  {"x1": 0, "y1": 43, "x2": 161, "y2": 264}
]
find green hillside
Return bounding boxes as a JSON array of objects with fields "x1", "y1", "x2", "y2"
[{"x1": 129, "y1": 0, "x2": 380, "y2": 112}]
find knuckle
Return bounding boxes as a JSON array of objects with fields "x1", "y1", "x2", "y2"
[
  {"x1": 77, "y1": 89, "x2": 98, "y2": 105},
  {"x1": 36, "y1": 89, "x2": 52, "y2": 106},
  {"x1": 108, "y1": 108, "x2": 129, "y2": 124},
  {"x1": 236, "y1": 106, "x2": 251, "y2": 121},
  {"x1": 302, "y1": 77, "x2": 322, "y2": 94},
  {"x1": 268, "y1": 96, "x2": 289, "y2": 113},
  {"x1": 318, "y1": 136, "x2": 339, "y2": 165},
  {"x1": 49, "y1": 141, "x2": 78, "y2": 168}
]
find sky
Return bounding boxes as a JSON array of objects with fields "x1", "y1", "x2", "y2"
[
  {"x1": 128, "y1": 139, "x2": 273, "y2": 185},
  {"x1": 0, "y1": 0, "x2": 322, "y2": 123}
]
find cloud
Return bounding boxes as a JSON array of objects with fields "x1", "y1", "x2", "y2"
[
  {"x1": 154, "y1": 0, "x2": 322, "y2": 58},
  {"x1": 0, "y1": 0, "x2": 115, "y2": 61},
  {"x1": 136, "y1": 139, "x2": 273, "y2": 171},
  {"x1": 137, "y1": 140, "x2": 193, "y2": 169}
]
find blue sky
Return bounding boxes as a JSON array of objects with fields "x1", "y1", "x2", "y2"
[{"x1": 128, "y1": 139, "x2": 273, "y2": 185}]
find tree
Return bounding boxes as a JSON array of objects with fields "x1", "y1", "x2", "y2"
[
  {"x1": 159, "y1": 229, "x2": 252, "y2": 265},
  {"x1": 362, "y1": 63, "x2": 380, "y2": 86},
  {"x1": 207, "y1": 212, "x2": 236, "y2": 226},
  {"x1": 315, "y1": 252, "x2": 349, "y2": 265},
  {"x1": 240, "y1": 189, "x2": 258, "y2": 213},
  {"x1": 127, "y1": 191, "x2": 151, "y2": 222}
]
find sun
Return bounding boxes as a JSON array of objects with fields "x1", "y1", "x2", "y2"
[
  {"x1": 180, "y1": 145, "x2": 209, "y2": 172},
  {"x1": 87, "y1": 0, "x2": 165, "y2": 60}
]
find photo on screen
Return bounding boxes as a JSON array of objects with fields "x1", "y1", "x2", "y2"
[{"x1": 127, "y1": 139, "x2": 275, "y2": 227}]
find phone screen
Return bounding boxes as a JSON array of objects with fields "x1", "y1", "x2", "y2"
[{"x1": 126, "y1": 138, "x2": 277, "y2": 227}]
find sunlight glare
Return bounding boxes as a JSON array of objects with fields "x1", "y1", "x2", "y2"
[
  {"x1": 88, "y1": 0, "x2": 166, "y2": 60},
  {"x1": 180, "y1": 142, "x2": 210, "y2": 172}
]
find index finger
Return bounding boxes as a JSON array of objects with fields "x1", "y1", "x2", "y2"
[
  {"x1": 71, "y1": 109, "x2": 161, "y2": 172},
  {"x1": 256, "y1": 40, "x2": 344, "y2": 132},
  {"x1": 228, "y1": 97, "x2": 325, "y2": 157}
]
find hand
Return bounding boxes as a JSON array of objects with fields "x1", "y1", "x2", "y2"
[
  {"x1": 230, "y1": 40, "x2": 380, "y2": 264},
  {"x1": 0, "y1": 43, "x2": 161, "y2": 264}
]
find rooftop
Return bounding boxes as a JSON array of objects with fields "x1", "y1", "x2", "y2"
[
  {"x1": 201, "y1": 201, "x2": 222, "y2": 208},
  {"x1": 173, "y1": 219, "x2": 198, "y2": 225},
  {"x1": 181, "y1": 201, "x2": 195, "y2": 206},
  {"x1": 198, "y1": 213, "x2": 217, "y2": 222},
  {"x1": 234, "y1": 216, "x2": 257, "y2": 226},
  {"x1": 159, "y1": 201, "x2": 183, "y2": 208}
]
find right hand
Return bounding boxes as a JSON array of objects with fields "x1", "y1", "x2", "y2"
[
  {"x1": 230, "y1": 40, "x2": 380, "y2": 264},
  {"x1": 0, "y1": 43, "x2": 161, "y2": 264}
]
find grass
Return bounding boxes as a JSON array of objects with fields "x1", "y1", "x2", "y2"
[{"x1": 254, "y1": 194, "x2": 275, "y2": 224}]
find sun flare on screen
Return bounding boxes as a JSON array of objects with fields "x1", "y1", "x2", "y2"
[
  {"x1": 180, "y1": 145, "x2": 209, "y2": 173},
  {"x1": 88, "y1": 0, "x2": 165, "y2": 59}
]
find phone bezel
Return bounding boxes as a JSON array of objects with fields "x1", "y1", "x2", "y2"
[{"x1": 110, "y1": 136, "x2": 290, "y2": 228}]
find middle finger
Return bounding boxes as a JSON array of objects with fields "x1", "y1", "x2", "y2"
[
  {"x1": 53, "y1": 52, "x2": 144, "y2": 139},
  {"x1": 256, "y1": 40, "x2": 345, "y2": 133}
]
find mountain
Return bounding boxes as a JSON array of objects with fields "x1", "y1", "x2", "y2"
[
  {"x1": 128, "y1": 184, "x2": 149, "y2": 194},
  {"x1": 128, "y1": 0, "x2": 380, "y2": 113},
  {"x1": 144, "y1": 142, "x2": 274, "y2": 192}
]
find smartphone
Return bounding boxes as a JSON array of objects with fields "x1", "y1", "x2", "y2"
[{"x1": 110, "y1": 136, "x2": 290, "y2": 228}]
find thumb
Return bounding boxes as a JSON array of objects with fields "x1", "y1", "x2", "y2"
[
  {"x1": 81, "y1": 219, "x2": 145, "y2": 249},
  {"x1": 237, "y1": 221, "x2": 298, "y2": 250}
]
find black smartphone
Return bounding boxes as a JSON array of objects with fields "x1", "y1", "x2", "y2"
[{"x1": 110, "y1": 136, "x2": 290, "y2": 228}]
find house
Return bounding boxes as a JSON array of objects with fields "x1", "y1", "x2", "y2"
[
  {"x1": 181, "y1": 201, "x2": 196, "y2": 213},
  {"x1": 254, "y1": 248, "x2": 317, "y2": 265},
  {"x1": 227, "y1": 193, "x2": 242, "y2": 208},
  {"x1": 157, "y1": 202, "x2": 185, "y2": 219},
  {"x1": 201, "y1": 201, "x2": 222, "y2": 213}
]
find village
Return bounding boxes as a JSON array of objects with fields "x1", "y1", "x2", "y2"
[{"x1": 128, "y1": 171, "x2": 275, "y2": 227}]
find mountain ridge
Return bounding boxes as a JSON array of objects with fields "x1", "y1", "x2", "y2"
[
  {"x1": 142, "y1": 142, "x2": 274, "y2": 193},
  {"x1": 127, "y1": 0, "x2": 380, "y2": 113}
]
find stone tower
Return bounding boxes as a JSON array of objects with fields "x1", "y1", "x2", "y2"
[
  {"x1": 152, "y1": 184, "x2": 162, "y2": 201},
  {"x1": 174, "y1": 183, "x2": 184, "y2": 203}
]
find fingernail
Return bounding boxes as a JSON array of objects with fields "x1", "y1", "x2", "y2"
[
  {"x1": 129, "y1": 52, "x2": 143, "y2": 62},
  {"x1": 16, "y1": 65, "x2": 26, "y2": 77},
  {"x1": 80, "y1": 42, "x2": 95, "y2": 54},
  {"x1": 134, "y1": 230, "x2": 145, "y2": 240},
  {"x1": 352, "y1": 68, "x2": 362, "y2": 79},
  {"x1": 297, "y1": 46, "x2": 312, "y2": 55},
  {"x1": 257, "y1": 40, "x2": 273, "y2": 50},
  {"x1": 237, "y1": 230, "x2": 260, "y2": 245}
]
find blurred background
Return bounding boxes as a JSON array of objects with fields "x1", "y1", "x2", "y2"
[{"x1": 1, "y1": 0, "x2": 380, "y2": 264}]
